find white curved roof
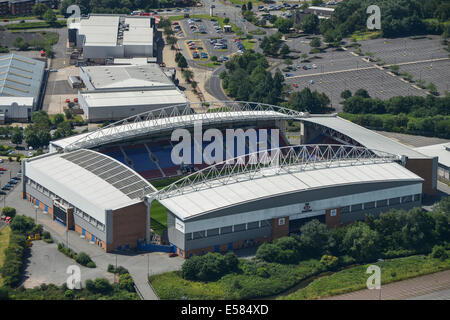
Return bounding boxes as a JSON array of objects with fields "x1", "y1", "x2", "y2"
[
  {"x1": 51, "y1": 110, "x2": 293, "y2": 150},
  {"x1": 25, "y1": 149, "x2": 154, "y2": 224},
  {"x1": 157, "y1": 161, "x2": 423, "y2": 220},
  {"x1": 303, "y1": 115, "x2": 428, "y2": 158}
]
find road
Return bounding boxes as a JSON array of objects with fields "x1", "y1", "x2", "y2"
[{"x1": 322, "y1": 270, "x2": 450, "y2": 300}]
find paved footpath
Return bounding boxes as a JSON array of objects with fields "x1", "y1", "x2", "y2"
[{"x1": 323, "y1": 270, "x2": 450, "y2": 300}]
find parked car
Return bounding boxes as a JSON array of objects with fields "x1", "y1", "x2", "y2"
[
  {"x1": 0, "y1": 191, "x2": 6, "y2": 195},
  {"x1": 0, "y1": 167, "x2": 7, "y2": 171},
  {"x1": 9, "y1": 180, "x2": 17, "y2": 185},
  {"x1": 292, "y1": 83, "x2": 299, "y2": 88},
  {"x1": 285, "y1": 73, "x2": 294, "y2": 77}
]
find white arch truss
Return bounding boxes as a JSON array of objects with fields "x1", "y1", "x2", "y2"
[
  {"x1": 147, "y1": 144, "x2": 399, "y2": 201},
  {"x1": 63, "y1": 101, "x2": 309, "y2": 152}
]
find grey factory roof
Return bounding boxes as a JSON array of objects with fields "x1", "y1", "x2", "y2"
[
  {"x1": 0, "y1": 53, "x2": 45, "y2": 101},
  {"x1": 25, "y1": 149, "x2": 155, "y2": 223},
  {"x1": 303, "y1": 115, "x2": 428, "y2": 158},
  {"x1": 81, "y1": 64, "x2": 174, "y2": 90},
  {"x1": 414, "y1": 143, "x2": 450, "y2": 168},
  {"x1": 157, "y1": 161, "x2": 423, "y2": 220},
  {"x1": 80, "y1": 89, "x2": 187, "y2": 108}
]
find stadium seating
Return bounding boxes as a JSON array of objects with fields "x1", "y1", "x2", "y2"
[{"x1": 100, "y1": 128, "x2": 290, "y2": 180}]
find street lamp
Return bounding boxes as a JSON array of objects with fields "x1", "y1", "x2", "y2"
[{"x1": 378, "y1": 258, "x2": 384, "y2": 300}]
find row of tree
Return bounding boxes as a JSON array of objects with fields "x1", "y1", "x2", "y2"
[
  {"x1": 220, "y1": 51, "x2": 285, "y2": 105},
  {"x1": 257, "y1": 197, "x2": 450, "y2": 265}
]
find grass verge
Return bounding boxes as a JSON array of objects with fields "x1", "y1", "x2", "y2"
[
  {"x1": 0, "y1": 226, "x2": 11, "y2": 286},
  {"x1": 282, "y1": 254, "x2": 450, "y2": 300}
]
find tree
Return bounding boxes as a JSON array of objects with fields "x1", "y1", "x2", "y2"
[
  {"x1": 43, "y1": 9, "x2": 57, "y2": 25},
  {"x1": 288, "y1": 87, "x2": 329, "y2": 113},
  {"x1": 390, "y1": 65, "x2": 400, "y2": 74},
  {"x1": 13, "y1": 37, "x2": 29, "y2": 51},
  {"x1": 341, "y1": 90, "x2": 352, "y2": 100},
  {"x1": 224, "y1": 17, "x2": 230, "y2": 24},
  {"x1": 11, "y1": 129, "x2": 23, "y2": 146},
  {"x1": 166, "y1": 35, "x2": 177, "y2": 48},
  {"x1": 256, "y1": 243, "x2": 281, "y2": 262},
  {"x1": 53, "y1": 113, "x2": 65, "y2": 126},
  {"x1": 280, "y1": 44, "x2": 290, "y2": 56},
  {"x1": 32, "y1": 3, "x2": 49, "y2": 19},
  {"x1": 342, "y1": 222, "x2": 380, "y2": 262},
  {"x1": 274, "y1": 17, "x2": 293, "y2": 34},
  {"x1": 247, "y1": 1, "x2": 253, "y2": 11},
  {"x1": 64, "y1": 109, "x2": 73, "y2": 120},
  {"x1": 302, "y1": 14, "x2": 319, "y2": 34},
  {"x1": 2, "y1": 207, "x2": 16, "y2": 218},
  {"x1": 354, "y1": 88, "x2": 370, "y2": 99},
  {"x1": 211, "y1": 55, "x2": 218, "y2": 62},
  {"x1": 299, "y1": 219, "x2": 329, "y2": 258},
  {"x1": 118, "y1": 273, "x2": 135, "y2": 292},
  {"x1": 177, "y1": 55, "x2": 188, "y2": 69},
  {"x1": 310, "y1": 37, "x2": 321, "y2": 48}
]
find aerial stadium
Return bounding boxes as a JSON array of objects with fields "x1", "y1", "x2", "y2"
[{"x1": 21, "y1": 101, "x2": 437, "y2": 257}]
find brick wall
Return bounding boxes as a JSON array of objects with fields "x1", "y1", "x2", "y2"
[
  {"x1": 405, "y1": 158, "x2": 436, "y2": 197},
  {"x1": 325, "y1": 208, "x2": 341, "y2": 228},
  {"x1": 109, "y1": 201, "x2": 146, "y2": 251},
  {"x1": 271, "y1": 216, "x2": 289, "y2": 240}
]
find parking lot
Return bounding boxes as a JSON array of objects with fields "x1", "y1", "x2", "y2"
[{"x1": 0, "y1": 160, "x2": 21, "y2": 202}]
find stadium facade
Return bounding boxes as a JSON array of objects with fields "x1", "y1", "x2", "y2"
[{"x1": 22, "y1": 102, "x2": 436, "y2": 256}]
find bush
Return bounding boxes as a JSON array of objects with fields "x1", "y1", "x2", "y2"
[
  {"x1": 0, "y1": 287, "x2": 9, "y2": 300},
  {"x1": 431, "y1": 245, "x2": 448, "y2": 261},
  {"x1": 75, "y1": 252, "x2": 92, "y2": 266},
  {"x1": 320, "y1": 255, "x2": 339, "y2": 271},
  {"x1": 181, "y1": 252, "x2": 239, "y2": 281},
  {"x1": 116, "y1": 266, "x2": 129, "y2": 275},
  {"x1": 107, "y1": 264, "x2": 115, "y2": 273},
  {"x1": 86, "y1": 261, "x2": 96, "y2": 268},
  {"x1": 118, "y1": 273, "x2": 135, "y2": 292},
  {"x1": 64, "y1": 289, "x2": 74, "y2": 299}
]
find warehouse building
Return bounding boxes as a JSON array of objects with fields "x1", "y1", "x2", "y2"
[
  {"x1": 414, "y1": 143, "x2": 450, "y2": 183},
  {"x1": 69, "y1": 14, "x2": 156, "y2": 61},
  {"x1": 23, "y1": 149, "x2": 155, "y2": 251},
  {"x1": 78, "y1": 89, "x2": 188, "y2": 122},
  {"x1": 0, "y1": 53, "x2": 46, "y2": 121},
  {"x1": 77, "y1": 64, "x2": 187, "y2": 122}
]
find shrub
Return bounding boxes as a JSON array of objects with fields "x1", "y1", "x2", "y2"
[
  {"x1": 86, "y1": 261, "x2": 96, "y2": 268},
  {"x1": 75, "y1": 252, "x2": 92, "y2": 266},
  {"x1": 431, "y1": 245, "x2": 448, "y2": 261},
  {"x1": 116, "y1": 266, "x2": 129, "y2": 275},
  {"x1": 256, "y1": 267, "x2": 270, "y2": 278},
  {"x1": 0, "y1": 287, "x2": 9, "y2": 300},
  {"x1": 320, "y1": 255, "x2": 339, "y2": 271},
  {"x1": 256, "y1": 243, "x2": 281, "y2": 262},
  {"x1": 93, "y1": 278, "x2": 113, "y2": 294},
  {"x1": 181, "y1": 252, "x2": 238, "y2": 281},
  {"x1": 107, "y1": 264, "x2": 115, "y2": 273},
  {"x1": 64, "y1": 289, "x2": 74, "y2": 299},
  {"x1": 118, "y1": 273, "x2": 135, "y2": 292}
]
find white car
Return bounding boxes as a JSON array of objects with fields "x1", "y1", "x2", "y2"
[{"x1": 312, "y1": 64, "x2": 317, "y2": 69}]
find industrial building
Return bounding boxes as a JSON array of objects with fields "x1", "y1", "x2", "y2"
[
  {"x1": 23, "y1": 102, "x2": 436, "y2": 255},
  {"x1": 77, "y1": 64, "x2": 187, "y2": 122},
  {"x1": 0, "y1": 53, "x2": 46, "y2": 122},
  {"x1": 414, "y1": 143, "x2": 450, "y2": 183},
  {"x1": 68, "y1": 14, "x2": 156, "y2": 62}
]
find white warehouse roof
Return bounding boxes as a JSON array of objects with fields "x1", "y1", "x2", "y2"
[
  {"x1": 80, "y1": 89, "x2": 187, "y2": 108},
  {"x1": 414, "y1": 143, "x2": 450, "y2": 168},
  {"x1": 158, "y1": 161, "x2": 423, "y2": 220},
  {"x1": 80, "y1": 64, "x2": 174, "y2": 90},
  {"x1": 303, "y1": 115, "x2": 428, "y2": 158},
  {"x1": 25, "y1": 149, "x2": 154, "y2": 224}
]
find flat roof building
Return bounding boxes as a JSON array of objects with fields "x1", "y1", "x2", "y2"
[
  {"x1": 414, "y1": 143, "x2": 450, "y2": 183},
  {"x1": 0, "y1": 53, "x2": 45, "y2": 121},
  {"x1": 69, "y1": 14, "x2": 156, "y2": 60}
]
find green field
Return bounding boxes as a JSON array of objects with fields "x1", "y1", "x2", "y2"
[
  {"x1": 148, "y1": 175, "x2": 187, "y2": 235},
  {"x1": 6, "y1": 20, "x2": 66, "y2": 30},
  {"x1": 242, "y1": 39, "x2": 256, "y2": 50},
  {"x1": 0, "y1": 226, "x2": 11, "y2": 286},
  {"x1": 282, "y1": 254, "x2": 450, "y2": 300}
]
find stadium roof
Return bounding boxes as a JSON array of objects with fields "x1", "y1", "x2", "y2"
[
  {"x1": 52, "y1": 103, "x2": 300, "y2": 151},
  {"x1": 80, "y1": 89, "x2": 187, "y2": 107},
  {"x1": 156, "y1": 160, "x2": 422, "y2": 221},
  {"x1": 0, "y1": 53, "x2": 45, "y2": 101},
  {"x1": 25, "y1": 149, "x2": 155, "y2": 223},
  {"x1": 302, "y1": 115, "x2": 428, "y2": 158},
  {"x1": 0, "y1": 96, "x2": 34, "y2": 107},
  {"x1": 414, "y1": 143, "x2": 450, "y2": 168},
  {"x1": 81, "y1": 64, "x2": 174, "y2": 90}
]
